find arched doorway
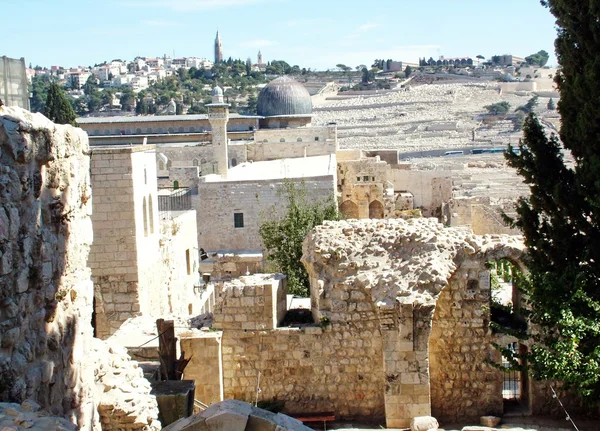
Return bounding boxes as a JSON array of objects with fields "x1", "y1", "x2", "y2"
[
  {"x1": 369, "y1": 200, "x2": 384, "y2": 219},
  {"x1": 340, "y1": 200, "x2": 359, "y2": 219}
]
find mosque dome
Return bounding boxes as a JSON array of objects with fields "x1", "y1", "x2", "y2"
[{"x1": 257, "y1": 76, "x2": 312, "y2": 117}]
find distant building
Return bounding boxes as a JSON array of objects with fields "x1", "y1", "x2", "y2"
[
  {"x1": 257, "y1": 50, "x2": 263, "y2": 66},
  {"x1": 383, "y1": 60, "x2": 403, "y2": 73},
  {"x1": 214, "y1": 31, "x2": 223, "y2": 63},
  {"x1": 497, "y1": 55, "x2": 526, "y2": 67},
  {"x1": 69, "y1": 71, "x2": 92, "y2": 89}
]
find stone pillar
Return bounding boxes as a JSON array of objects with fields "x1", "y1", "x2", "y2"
[
  {"x1": 379, "y1": 303, "x2": 432, "y2": 428},
  {"x1": 207, "y1": 86, "x2": 230, "y2": 178}
]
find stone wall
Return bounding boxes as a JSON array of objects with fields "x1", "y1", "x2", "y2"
[
  {"x1": 156, "y1": 143, "x2": 246, "y2": 175},
  {"x1": 0, "y1": 106, "x2": 97, "y2": 427},
  {"x1": 196, "y1": 176, "x2": 336, "y2": 252},
  {"x1": 180, "y1": 332, "x2": 223, "y2": 405},
  {"x1": 211, "y1": 274, "x2": 386, "y2": 421},
  {"x1": 429, "y1": 263, "x2": 503, "y2": 422},
  {"x1": 389, "y1": 170, "x2": 453, "y2": 217}
]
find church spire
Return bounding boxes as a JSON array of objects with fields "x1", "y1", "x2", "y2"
[{"x1": 214, "y1": 30, "x2": 223, "y2": 63}]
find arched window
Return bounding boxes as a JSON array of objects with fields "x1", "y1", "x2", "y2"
[
  {"x1": 189, "y1": 127, "x2": 195, "y2": 133},
  {"x1": 193, "y1": 159, "x2": 199, "y2": 167},
  {"x1": 168, "y1": 127, "x2": 175, "y2": 133},
  {"x1": 147, "y1": 128, "x2": 153, "y2": 134},
  {"x1": 280, "y1": 138, "x2": 285, "y2": 143},
  {"x1": 149, "y1": 194, "x2": 154, "y2": 234},
  {"x1": 297, "y1": 138, "x2": 303, "y2": 142},
  {"x1": 231, "y1": 158, "x2": 237, "y2": 167},
  {"x1": 173, "y1": 180, "x2": 179, "y2": 189},
  {"x1": 158, "y1": 160, "x2": 165, "y2": 171},
  {"x1": 201, "y1": 158, "x2": 207, "y2": 164},
  {"x1": 315, "y1": 137, "x2": 320, "y2": 141},
  {"x1": 142, "y1": 197, "x2": 148, "y2": 237},
  {"x1": 179, "y1": 127, "x2": 185, "y2": 133},
  {"x1": 136, "y1": 128, "x2": 142, "y2": 134}
]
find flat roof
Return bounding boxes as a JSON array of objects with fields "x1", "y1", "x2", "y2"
[
  {"x1": 77, "y1": 113, "x2": 263, "y2": 124},
  {"x1": 205, "y1": 154, "x2": 336, "y2": 182}
]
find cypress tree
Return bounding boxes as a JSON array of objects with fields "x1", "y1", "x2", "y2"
[
  {"x1": 44, "y1": 83, "x2": 76, "y2": 125},
  {"x1": 504, "y1": 0, "x2": 600, "y2": 401}
]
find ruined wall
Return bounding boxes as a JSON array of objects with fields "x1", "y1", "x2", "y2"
[
  {"x1": 389, "y1": 170, "x2": 453, "y2": 217},
  {"x1": 211, "y1": 275, "x2": 386, "y2": 421},
  {"x1": 180, "y1": 332, "x2": 223, "y2": 405},
  {"x1": 156, "y1": 143, "x2": 246, "y2": 173},
  {"x1": 302, "y1": 218, "x2": 526, "y2": 427},
  {"x1": 0, "y1": 106, "x2": 97, "y2": 427},
  {"x1": 429, "y1": 264, "x2": 503, "y2": 422}
]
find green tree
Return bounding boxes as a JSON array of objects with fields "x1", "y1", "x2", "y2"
[
  {"x1": 44, "y1": 83, "x2": 76, "y2": 125},
  {"x1": 515, "y1": 95, "x2": 539, "y2": 114},
  {"x1": 259, "y1": 181, "x2": 341, "y2": 297},
  {"x1": 404, "y1": 65, "x2": 413, "y2": 78},
  {"x1": 525, "y1": 50, "x2": 550, "y2": 67},
  {"x1": 484, "y1": 101, "x2": 510, "y2": 115},
  {"x1": 547, "y1": 97, "x2": 556, "y2": 110},
  {"x1": 503, "y1": 0, "x2": 600, "y2": 402}
]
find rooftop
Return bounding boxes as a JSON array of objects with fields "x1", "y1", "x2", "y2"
[
  {"x1": 77, "y1": 113, "x2": 262, "y2": 124},
  {"x1": 203, "y1": 154, "x2": 336, "y2": 182}
]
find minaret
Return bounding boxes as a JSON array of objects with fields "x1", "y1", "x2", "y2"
[
  {"x1": 214, "y1": 31, "x2": 223, "y2": 63},
  {"x1": 207, "y1": 86, "x2": 229, "y2": 177},
  {"x1": 257, "y1": 50, "x2": 263, "y2": 65}
]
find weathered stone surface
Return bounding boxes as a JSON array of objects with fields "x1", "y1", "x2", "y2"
[
  {"x1": 410, "y1": 416, "x2": 439, "y2": 431},
  {"x1": 480, "y1": 416, "x2": 501, "y2": 427},
  {"x1": 164, "y1": 400, "x2": 311, "y2": 431},
  {"x1": 0, "y1": 401, "x2": 76, "y2": 431},
  {"x1": 0, "y1": 106, "x2": 96, "y2": 428}
]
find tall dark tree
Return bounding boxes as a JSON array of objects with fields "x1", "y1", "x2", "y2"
[
  {"x1": 44, "y1": 83, "x2": 76, "y2": 125},
  {"x1": 504, "y1": 0, "x2": 600, "y2": 401}
]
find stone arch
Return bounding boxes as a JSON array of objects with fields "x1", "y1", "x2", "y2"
[
  {"x1": 280, "y1": 138, "x2": 285, "y2": 143},
  {"x1": 368, "y1": 200, "x2": 384, "y2": 219},
  {"x1": 429, "y1": 243, "x2": 526, "y2": 423},
  {"x1": 297, "y1": 137, "x2": 303, "y2": 142},
  {"x1": 173, "y1": 180, "x2": 179, "y2": 189},
  {"x1": 340, "y1": 200, "x2": 359, "y2": 219},
  {"x1": 193, "y1": 158, "x2": 199, "y2": 167}
]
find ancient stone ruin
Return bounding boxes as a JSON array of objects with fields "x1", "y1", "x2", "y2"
[{"x1": 0, "y1": 106, "x2": 160, "y2": 430}]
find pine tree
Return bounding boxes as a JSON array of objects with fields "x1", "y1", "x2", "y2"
[
  {"x1": 504, "y1": 0, "x2": 600, "y2": 401},
  {"x1": 44, "y1": 83, "x2": 76, "y2": 125},
  {"x1": 547, "y1": 97, "x2": 556, "y2": 110}
]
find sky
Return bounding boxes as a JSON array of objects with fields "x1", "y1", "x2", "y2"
[{"x1": 3, "y1": 0, "x2": 558, "y2": 70}]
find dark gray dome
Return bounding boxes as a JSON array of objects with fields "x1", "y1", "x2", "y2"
[{"x1": 257, "y1": 76, "x2": 312, "y2": 117}]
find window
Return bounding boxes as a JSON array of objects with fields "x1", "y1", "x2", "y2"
[
  {"x1": 173, "y1": 180, "x2": 179, "y2": 189},
  {"x1": 315, "y1": 137, "x2": 320, "y2": 141},
  {"x1": 280, "y1": 138, "x2": 285, "y2": 143},
  {"x1": 179, "y1": 127, "x2": 184, "y2": 133},
  {"x1": 234, "y1": 212, "x2": 244, "y2": 228},
  {"x1": 149, "y1": 194, "x2": 154, "y2": 234},
  {"x1": 189, "y1": 127, "x2": 195, "y2": 133},
  {"x1": 297, "y1": 138, "x2": 303, "y2": 142},
  {"x1": 231, "y1": 158, "x2": 237, "y2": 167},
  {"x1": 357, "y1": 177, "x2": 360, "y2": 182},
  {"x1": 136, "y1": 128, "x2": 142, "y2": 134},
  {"x1": 193, "y1": 159, "x2": 199, "y2": 167},
  {"x1": 186, "y1": 249, "x2": 191, "y2": 275},
  {"x1": 142, "y1": 197, "x2": 148, "y2": 237},
  {"x1": 363, "y1": 176, "x2": 369, "y2": 182}
]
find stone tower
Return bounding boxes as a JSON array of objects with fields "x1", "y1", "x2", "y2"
[
  {"x1": 214, "y1": 31, "x2": 223, "y2": 63},
  {"x1": 258, "y1": 50, "x2": 263, "y2": 65},
  {"x1": 207, "y1": 86, "x2": 230, "y2": 177}
]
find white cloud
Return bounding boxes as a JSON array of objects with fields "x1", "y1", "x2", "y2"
[
  {"x1": 240, "y1": 39, "x2": 278, "y2": 48},
  {"x1": 135, "y1": 0, "x2": 282, "y2": 11},
  {"x1": 357, "y1": 22, "x2": 379, "y2": 33}
]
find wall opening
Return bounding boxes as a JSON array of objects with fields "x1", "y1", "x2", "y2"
[
  {"x1": 234, "y1": 212, "x2": 244, "y2": 228},
  {"x1": 340, "y1": 200, "x2": 359, "y2": 219},
  {"x1": 142, "y1": 197, "x2": 148, "y2": 237},
  {"x1": 369, "y1": 200, "x2": 384, "y2": 219},
  {"x1": 149, "y1": 194, "x2": 154, "y2": 234},
  {"x1": 186, "y1": 249, "x2": 191, "y2": 275}
]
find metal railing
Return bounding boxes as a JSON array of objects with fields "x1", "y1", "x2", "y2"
[{"x1": 158, "y1": 187, "x2": 192, "y2": 215}]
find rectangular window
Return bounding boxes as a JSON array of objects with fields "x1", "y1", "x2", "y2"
[
  {"x1": 363, "y1": 176, "x2": 369, "y2": 182},
  {"x1": 234, "y1": 212, "x2": 244, "y2": 228},
  {"x1": 186, "y1": 249, "x2": 191, "y2": 275}
]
